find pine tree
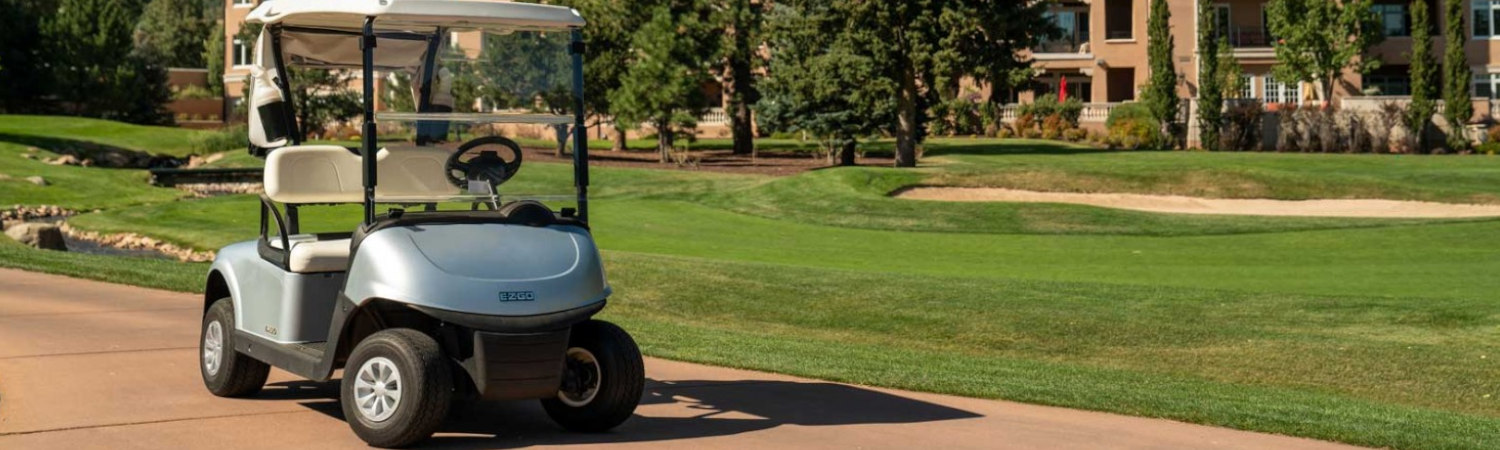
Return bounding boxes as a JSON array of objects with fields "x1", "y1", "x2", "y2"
[
  {"x1": 714, "y1": 0, "x2": 763, "y2": 155},
  {"x1": 1142, "y1": 0, "x2": 1179, "y2": 148},
  {"x1": 1409, "y1": 0, "x2": 1437, "y2": 152},
  {"x1": 1442, "y1": 0, "x2": 1472, "y2": 150},
  {"x1": 608, "y1": 0, "x2": 717, "y2": 162},
  {"x1": 1196, "y1": 0, "x2": 1224, "y2": 151},
  {"x1": 134, "y1": 0, "x2": 210, "y2": 67},
  {"x1": 203, "y1": 21, "x2": 224, "y2": 96},
  {"x1": 46, "y1": 0, "x2": 171, "y2": 124}
]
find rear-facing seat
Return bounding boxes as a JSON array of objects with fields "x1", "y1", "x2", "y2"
[{"x1": 262, "y1": 145, "x2": 458, "y2": 273}]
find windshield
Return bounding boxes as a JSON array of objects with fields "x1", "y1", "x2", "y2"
[{"x1": 366, "y1": 29, "x2": 579, "y2": 212}]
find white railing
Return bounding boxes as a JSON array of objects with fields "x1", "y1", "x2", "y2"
[
  {"x1": 996, "y1": 103, "x2": 1119, "y2": 123},
  {"x1": 698, "y1": 107, "x2": 728, "y2": 125}
]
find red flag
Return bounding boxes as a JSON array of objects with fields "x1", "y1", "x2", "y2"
[{"x1": 1059, "y1": 76, "x2": 1069, "y2": 102}]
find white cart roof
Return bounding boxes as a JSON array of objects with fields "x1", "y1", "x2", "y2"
[{"x1": 246, "y1": 0, "x2": 585, "y2": 32}]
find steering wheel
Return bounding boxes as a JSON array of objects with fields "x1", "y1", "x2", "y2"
[{"x1": 445, "y1": 136, "x2": 524, "y2": 189}]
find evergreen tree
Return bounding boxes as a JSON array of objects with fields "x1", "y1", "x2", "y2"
[
  {"x1": 555, "y1": 0, "x2": 645, "y2": 152},
  {"x1": 134, "y1": 0, "x2": 211, "y2": 67},
  {"x1": 713, "y1": 0, "x2": 764, "y2": 155},
  {"x1": 1443, "y1": 0, "x2": 1472, "y2": 150},
  {"x1": 0, "y1": 0, "x2": 57, "y2": 113},
  {"x1": 608, "y1": 0, "x2": 717, "y2": 162},
  {"x1": 46, "y1": 0, "x2": 171, "y2": 124},
  {"x1": 1218, "y1": 40, "x2": 1246, "y2": 99},
  {"x1": 757, "y1": 0, "x2": 894, "y2": 166},
  {"x1": 1265, "y1": 0, "x2": 1382, "y2": 106},
  {"x1": 1141, "y1": 0, "x2": 1179, "y2": 147},
  {"x1": 203, "y1": 21, "x2": 224, "y2": 96},
  {"x1": 1196, "y1": 0, "x2": 1224, "y2": 151},
  {"x1": 1409, "y1": 0, "x2": 1437, "y2": 152}
]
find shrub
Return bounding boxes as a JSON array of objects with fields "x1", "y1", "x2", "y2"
[
  {"x1": 189, "y1": 125, "x2": 247, "y2": 154},
  {"x1": 1479, "y1": 141, "x2": 1500, "y2": 155},
  {"x1": 997, "y1": 124, "x2": 1016, "y2": 139},
  {"x1": 978, "y1": 102, "x2": 1000, "y2": 137},
  {"x1": 1014, "y1": 113, "x2": 1037, "y2": 134},
  {"x1": 1041, "y1": 113, "x2": 1066, "y2": 136},
  {"x1": 172, "y1": 84, "x2": 217, "y2": 100},
  {"x1": 1106, "y1": 102, "x2": 1155, "y2": 129},
  {"x1": 1062, "y1": 128, "x2": 1088, "y2": 142},
  {"x1": 951, "y1": 101, "x2": 981, "y2": 136},
  {"x1": 1487, "y1": 125, "x2": 1500, "y2": 144},
  {"x1": 1105, "y1": 103, "x2": 1161, "y2": 149},
  {"x1": 1221, "y1": 100, "x2": 1263, "y2": 151},
  {"x1": 1021, "y1": 128, "x2": 1043, "y2": 139},
  {"x1": 1276, "y1": 104, "x2": 1301, "y2": 151}
]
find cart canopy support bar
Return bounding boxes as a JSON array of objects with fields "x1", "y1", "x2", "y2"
[
  {"x1": 570, "y1": 29, "x2": 588, "y2": 223},
  {"x1": 361, "y1": 16, "x2": 378, "y2": 225}
]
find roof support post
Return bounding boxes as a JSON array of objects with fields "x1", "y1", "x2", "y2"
[
  {"x1": 569, "y1": 29, "x2": 589, "y2": 223},
  {"x1": 361, "y1": 16, "x2": 378, "y2": 225}
]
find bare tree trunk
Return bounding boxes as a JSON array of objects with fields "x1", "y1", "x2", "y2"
[
  {"x1": 894, "y1": 64, "x2": 920, "y2": 168},
  {"x1": 838, "y1": 140, "x2": 857, "y2": 166},
  {"x1": 726, "y1": 60, "x2": 756, "y2": 155},
  {"x1": 657, "y1": 119, "x2": 673, "y2": 163},
  {"x1": 553, "y1": 124, "x2": 568, "y2": 158},
  {"x1": 611, "y1": 124, "x2": 627, "y2": 152}
]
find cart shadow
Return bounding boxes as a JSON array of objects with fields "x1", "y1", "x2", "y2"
[{"x1": 267, "y1": 378, "x2": 981, "y2": 448}]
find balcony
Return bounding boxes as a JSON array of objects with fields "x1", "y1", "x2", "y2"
[
  {"x1": 1034, "y1": 38, "x2": 1090, "y2": 58},
  {"x1": 1222, "y1": 27, "x2": 1272, "y2": 48}
]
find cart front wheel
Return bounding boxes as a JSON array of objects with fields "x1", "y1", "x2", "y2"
[
  {"x1": 200, "y1": 298, "x2": 269, "y2": 397},
  {"x1": 542, "y1": 320, "x2": 644, "y2": 432},
  {"x1": 340, "y1": 328, "x2": 453, "y2": 448}
]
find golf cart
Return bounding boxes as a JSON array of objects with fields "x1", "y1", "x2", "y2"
[{"x1": 198, "y1": 1, "x2": 642, "y2": 447}]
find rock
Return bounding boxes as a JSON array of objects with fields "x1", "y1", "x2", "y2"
[
  {"x1": 25, "y1": 176, "x2": 47, "y2": 186},
  {"x1": 80, "y1": 158, "x2": 94, "y2": 167},
  {"x1": 18, "y1": 153, "x2": 34, "y2": 160},
  {"x1": 46, "y1": 155, "x2": 81, "y2": 166},
  {"x1": 5, "y1": 222, "x2": 67, "y2": 251},
  {"x1": 0, "y1": 173, "x2": 10, "y2": 180}
]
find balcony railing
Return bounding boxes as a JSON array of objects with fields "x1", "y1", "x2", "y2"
[
  {"x1": 997, "y1": 103, "x2": 1119, "y2": 123},
  {"x1": 1035, "y1": 38, "x2": 1089, "y2": 54},
  {"x1": 1221, "y1": 27, "x2": 1272, "y2": 48},
  {"x1": 1105, "y1": 29, "x2": 1133, "y2": 40}
]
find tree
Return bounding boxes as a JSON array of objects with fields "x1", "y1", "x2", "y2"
[
  {"x1": 134, "y1": 0, "x2": 211, "y2": 67},
  {"x1": 0, "y1": 0, "x2": 57, "y2": 114},
  {"x1": 1442, "y1": 0, "x2": 1472, "y2": 150},
  {"x1": 713, "y1": 0, "x2": 764, "y2": 155},
  {"x1": 1218, "y1": 40, "x2": 1246, "y2": 99},
  {"x1": 1409, "y1": 0, "x2": 1437, "y2": 152},
  {"x1": 1265, "y1": 0, "x2": 1383, "y2": 107},
  {"x1": 841, "y1": 0, "x2": 1053, "y2": 167},
  {"x1": 609, "y1": 0, "x2": 717, "y2": 162},
  {"x1": 556, "y1": 0, "x2": 644, "y2": 152},
  {"x1": 46, "y1": 0, "x2": 172, "y2": 124},
  {"x1": 203, "y1": 21, "x2": 224, "y2": 96},
  {"x1": 1196, "y1": 0, "x2": 1224, "y2": 151},
  {"x1": 757, "y1": 0, "x2": 894, "y2": 166},
  {"x1": 1142, "y1": 0, "x2": 1180, "y2": 147},
  {"x1": 474, "y1": 30, "x2": 574, "y2": 155}
]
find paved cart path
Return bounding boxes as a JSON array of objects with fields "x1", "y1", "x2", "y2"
[{"x1": 0, "y1": 268, "x2": 1361, "y2": 449}]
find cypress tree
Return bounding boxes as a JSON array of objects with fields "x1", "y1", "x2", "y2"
[
  {"x1": 1142, "y1": 0, "x2": 1179, "y2": 148},
  {"x1": 1442, "y1": 0, "x2": 1472, "y2": 150},
  {"x1": 1409, "y1": 0, "x2": 1437, "y2": 152},
  {"x1": 1196, "y1": 0, "x2": 1223, "y2": 151}
]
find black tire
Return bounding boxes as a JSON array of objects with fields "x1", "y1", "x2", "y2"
[
  {"x1": 542, "y1": 320, "x2": 645, "y2": 432},
  {"x1": 200, "y1": 297, "x2": 270, "y2": 397},
  {"x1": 340, "y1": 329, "x2": 453, "y2": 448}
]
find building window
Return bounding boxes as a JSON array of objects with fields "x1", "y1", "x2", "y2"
[
  {"x1": 1474, "y1": 73, "x2": 1500, "y2": 98},
  {"x1": 1039, "y1": 9, "x2": 1090, "y2": 53},
  {"x1": 1105, "y1": 0, "x2": 1133, "y2": 40},
  {"x1": 233, "y1": 0, "x2": 253, "y2": 6},
  {"x1": 1239, "y1": 74, "x2": 1257, "y2": 99},
  {"x1": 1264, "y1": 75, "x2": 1302, "y2": 105},
  {"x1": 1476, "y1": 0, "x2": 1500, "y2": 37},
  {"x1": 1372, "y1": 4, "x2": 1409, "y2": 37},
  {"x1": 232, "y1": 38, "x2": 251, "y2": 66},
  {"x1": 1365, "y1": 74, "x2": 1412, "y2": 95}
]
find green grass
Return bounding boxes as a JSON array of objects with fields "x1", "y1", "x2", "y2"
[
  {"x1": 11, "y1": 130, "x2": 1500, "y2": 448},
  {"x1": 0, "y1": 143, "x2": 185, "y2": 209},
  {"x1": 0, "y1": 115, "x2": 213, "y2": 157}
]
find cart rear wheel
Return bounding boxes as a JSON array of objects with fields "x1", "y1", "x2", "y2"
[
  {"x1": 542, "y1": 320, "x2": 644, "y2": 432},
  {"x1": 341, "y1": 329, "x2": 452, "y2": 448},
  {"x1": 200, "y1": 298, "x2": 270, "y2": 397}
]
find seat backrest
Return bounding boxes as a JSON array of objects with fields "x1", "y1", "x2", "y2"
[{"x1": 264, "y1": 145, "x2": 460, "y2": 204}]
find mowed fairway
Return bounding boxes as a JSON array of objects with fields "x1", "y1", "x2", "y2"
[{"x1": 4, "y1": 121, "x2": 1500, "y2": 449}]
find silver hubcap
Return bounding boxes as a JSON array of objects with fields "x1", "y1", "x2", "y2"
[
  {"x1": 203, "y1": 321, "x2": 223, "y2": 376},
  {"x1": 558, "y1": 347, "x2": 601, "y2": 407},
  {"x1": 354, "y1": 357, "x2": 403, "y2": 422}
]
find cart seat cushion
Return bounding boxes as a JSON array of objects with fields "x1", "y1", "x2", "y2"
[
  {"x1": 264, "y1": 145, "x2": 460, "y2": 204},
  {"x1": 270, "y1": 236, "x2": 351, "y2": 273}
]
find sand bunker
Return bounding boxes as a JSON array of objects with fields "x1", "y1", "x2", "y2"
[{"x1": 895, "y1": 187, "x2": 1500, "y2": 218}]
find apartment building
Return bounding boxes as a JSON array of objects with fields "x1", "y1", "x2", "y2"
[{"x1": 1026, "y1": 0, "x2": 1500, "y2": 116}]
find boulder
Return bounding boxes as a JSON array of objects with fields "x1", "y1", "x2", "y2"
[
  {"x1": 25, "y1": 176, "x2": 47, "y2": 186},
  {"x1": 46, "y1": 155, "x2": 80, "y2": 166},
  {"x1": 5, "y1": 222, "x2": 67, "y2": 251}
]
